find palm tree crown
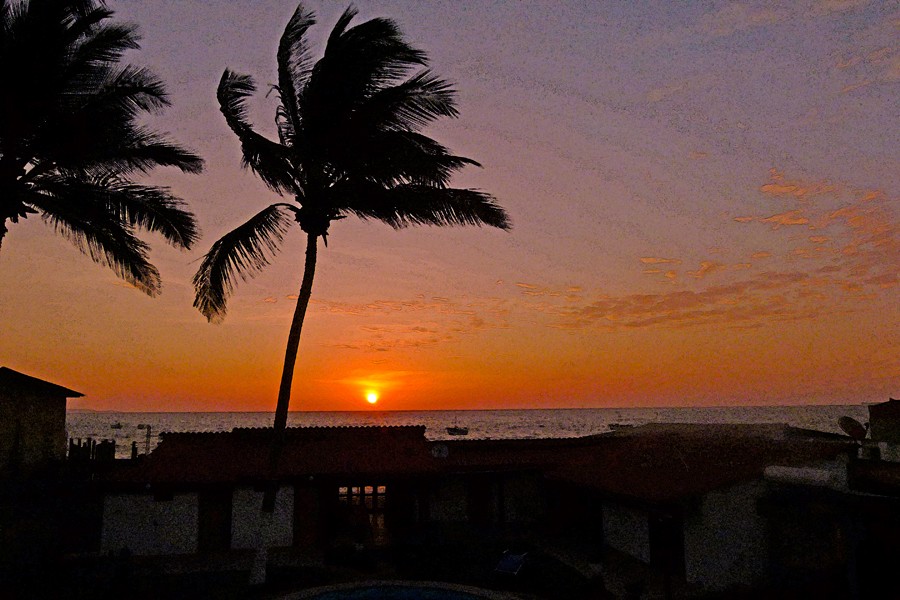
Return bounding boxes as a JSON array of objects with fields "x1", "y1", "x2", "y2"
[
  {"x1": 0, "y1": 0, "x2": 203, "y2": 295},
  {"x1": 193, "y1": 3, "x2": 509, "y2": 322}
]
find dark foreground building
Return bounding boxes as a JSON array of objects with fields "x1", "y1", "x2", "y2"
[{"x1": 89, "y1": 421, "x2": 900, "y2": 597}]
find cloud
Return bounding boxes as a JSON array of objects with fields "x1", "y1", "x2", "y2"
[
  {"x1": 732, "y1": 171, "x2": 897, "y2": 299},
  {"x1": 546, "y1": 271, "x2": 826, "y2": 331},
  {"x1": 835, "y1": 34, "x2": 899, "y2": 93},
  {"x1": 313, "y1": 294, "x2": 510, "y2": 353},
  {"x1": 263, "y1": 297, "x2": 277, "y2": 304},
  {"x1": 687, "y1": 261, "x2": 726, "y2": 279},
  {"x1": 647, "y1": 81, "x2": 688, "y2": 103},
  {"x1": 696, "y1": 4, "x2": 783, "y2": 38},
  {"x1": 526, "y1": 170, "x2": 896, "y2": 332},
  {"x1": 841, "y1": 79, "x2": 873, "y2": 94},
  {"x1": 760, "y1": 210, "x2": 809, "y2": 227},
  {"x1": 759, "y1": 169, "x2": 837, "y2": 199},
  {"x1": 515, "y1": 282, "x2": 583, "y2": 298},
  {"x1": 813, "y1": 0, "x2": 870, "y2": 14},
  {"x1": 640, "y1": 257, "x2": 683, "y2": 265}
]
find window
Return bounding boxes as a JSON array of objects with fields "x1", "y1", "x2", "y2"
[
  {"x1": 336, "y1": 482, "x2": 390, "y2": 546},
  {"x1": 338, "y1": 483, "x2": 387, "y2": 510}
]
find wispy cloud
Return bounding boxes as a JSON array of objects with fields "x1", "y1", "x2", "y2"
[
  {"x1": 726, "y1": 170, "x2": 896, "y2": 292},
  {"x1": 526, "y1": 169, "x2": 896, "y2": 332},
  {"x1": 687, "y1": 261, "x2": 726, "y2": 279},
  {"x1": 759, "y1": 169, "x2": 837, "y2": 200},
  {"x1": 548, "y1": 271, "x2": 826, "y2": 331},
  {"x1": 760, "y1": 210, "x2": 810, "y2": 228},
  {"x1": 313, "y1": 295, "x2": 510, "y2": 353},
  {"x1": 696, "y1": 4, "x2": 783, "y2": 38}
]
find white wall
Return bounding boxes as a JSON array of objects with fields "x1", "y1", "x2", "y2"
[
  {"x1": 102, "y1": 493, "x2": 198, "y2": 555},
  {"x1": 231, "y1": 486, "x2": 294, "y2": 549},
  {"x1": 603, "y1": 503, "x2": 650, "y2": 563},
  {"x1": 683, "y1": 480, "x2": 767, "y2": 590}
]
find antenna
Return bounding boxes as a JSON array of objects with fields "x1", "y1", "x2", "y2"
[{"x1": 838, "y1": 416, "x2": 867, "y2": 441}]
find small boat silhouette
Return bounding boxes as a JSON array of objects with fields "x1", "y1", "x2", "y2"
[
  {"x1": 608, "y1": 423, "x2": 634, "y2": 431},
  {"x1": 446, "y1": 425, "x2": 469, "y2": 436},
  {"x1": 110, "y1": 422, "x2": 123, "y2": 429}
]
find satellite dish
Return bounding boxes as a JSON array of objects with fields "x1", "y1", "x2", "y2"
[{"x1": 839, "y1": 416, "x2": 868, "y2": 441}]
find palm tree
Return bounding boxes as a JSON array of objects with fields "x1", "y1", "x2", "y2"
[
  {"x1": 0, "y1": 0, "x2": 203, "y2": 295},
  {"x1": 193, "y1": 3, "x2": 509, "y2": 502}
]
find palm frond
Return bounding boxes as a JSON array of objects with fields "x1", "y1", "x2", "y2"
[
  {"x1": 275, "y1": 3, "x2": 315, "y2": 146},
  {"x1": 300, "y1": 13, "x2": 428, "y2": 145},
  {"x1": 353, "y1": 70, "x2": 459, "y2": 132},
  {"x1": 25, "y1": 186, "x2": 163, "y2": 296},
  {"x1": 333, "y1": 183, "x2": 510, "y2": 230},
  {"x1": 217, "y1": 70, "x2": 298, "y2": 194},
  {"x1": 33, "y1": 172, "x2": 199, "y2": 248},
  {"x1": 26, "y1": 63, "x2": 203, "y2": 175},
  {"x1": 66, "y1": 22, "x2": 140, "y2": 77},
  {"x1": 193, "y1": 203, "x2": 297, "y2": 322},
  {"x1": 331, "y1": 130, "x2": 479, "y2": 187},
  {"x1": 325, "y1": 5, "x2": 357, "y2": 49},
  {"x1": 327, "y1": 15, "x2": 427, "y2": 86}
]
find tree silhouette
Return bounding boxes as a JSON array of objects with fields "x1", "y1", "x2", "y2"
[
  {"x1": 0, "y1": 0, "x2": 202, "y2": 294},
  {"x1": 193, "y1": 3, "x2": 509, "y2": 507}
]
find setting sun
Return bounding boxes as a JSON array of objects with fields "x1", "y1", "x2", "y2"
[{"x1": 366, "y1": 391, "x2": 379, "y2": 405}]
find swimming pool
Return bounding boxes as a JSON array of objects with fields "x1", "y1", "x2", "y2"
[
  {"x1": 285, "y1": 580, "x2": 515, "y2": 600},
  {"x1": 306, "y1": 586, "x2": 478, "y2": 599}
]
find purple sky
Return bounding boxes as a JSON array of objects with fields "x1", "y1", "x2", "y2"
[{"x1": 1, "y1": 1, "x2": 897, "y2": 411}]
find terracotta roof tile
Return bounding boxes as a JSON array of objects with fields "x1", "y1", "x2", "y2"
[{"x1": 106, "y1": 425, "x2": 436, "y2": 484}]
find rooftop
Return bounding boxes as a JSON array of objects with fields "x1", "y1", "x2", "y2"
[
  {"x1": 548, "y1": 423, "x2": 855, "y2": 503},
  {"x1": 0, "y1": 366, "x2": 83, "y2": 399}
]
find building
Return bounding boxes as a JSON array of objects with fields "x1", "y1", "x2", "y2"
[
  {"x1": 0, "y1": 366, "x2": 83, "y2": 476},
  {"x1": 101, "y1": 426, "x2": 441, "y2": 555}
]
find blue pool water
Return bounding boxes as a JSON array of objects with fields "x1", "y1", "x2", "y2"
[{"x1": 306, "y1": 585, "x2": 485, "y2": 599}]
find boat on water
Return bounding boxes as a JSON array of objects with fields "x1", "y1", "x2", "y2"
[
  {"x1": 608, "y1": 423, "x2": 634, "y2": 431},
  {"x1": 446, "y1": 426, "x2": 469, "y2": 436},
  {"x1": 110, "y1": 422, "x2": 123, "y2": 430}
]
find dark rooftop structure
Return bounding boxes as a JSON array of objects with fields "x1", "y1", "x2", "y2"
[
  {"x1": 869, "y1": 398, "x2": 900, "y2": 443},
  {"x1": 106, "y1": 425, "x2": 440, "y2": 485},
  {"x1": 0, "y1": 366, "x2": 83, "y2": 399},
  {"x1": 0, "y1": 366, "x2": 83, "y2": 474},
  {"x1": 548, "y1": 423, "x2": 854, "y2": 504}
]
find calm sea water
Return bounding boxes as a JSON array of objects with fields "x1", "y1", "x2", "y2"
[{"x1": 67, "y1": 405, "x2": 871, "y2": 459}]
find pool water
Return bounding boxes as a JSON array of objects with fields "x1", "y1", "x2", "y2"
[{"x1": 304, "y1": 584, "x2": 487, "y2": 599}]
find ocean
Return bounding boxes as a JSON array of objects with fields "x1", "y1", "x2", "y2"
[{"x1": 67, "y1": 405, "x2": 871, "y2": 459}]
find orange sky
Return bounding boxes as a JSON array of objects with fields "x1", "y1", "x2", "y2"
[{"x1": 1, "y1": 1, "x2": 897, "y2": 411}]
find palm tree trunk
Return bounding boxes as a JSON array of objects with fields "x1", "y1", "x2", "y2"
[{"x1": 262, "y1": 231, "x2": 318, "y2": 512}]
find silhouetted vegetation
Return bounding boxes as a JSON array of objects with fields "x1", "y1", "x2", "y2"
[
  {"x1": 0, "y1": 0, "x2": 203, "y2": 294},
  {"x1": 193, "y1": 2, "x2": 509, "y2": 497}
]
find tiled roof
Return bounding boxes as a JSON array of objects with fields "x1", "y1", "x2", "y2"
[
  {"x1": 548, "y1": 423, "x2": 855, "y2": 504},
  {"x1": 103, "y1": 422, "x2": 856, "y2": 501},
  {"x1": 0, "y1": 366, "x2": 83, "y2": 398},
  {"x1": 106, "y1": 425, "x2": 437, "y2": 484}
]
